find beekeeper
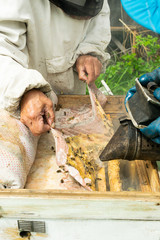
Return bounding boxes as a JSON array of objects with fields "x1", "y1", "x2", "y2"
[
  {"x1": 0, "y1": 0, "x2": 111, "y2": 189},
  {"x1": 0, "y1": 0, "x2": 111, "y2": 136},
  {"x1": 121, "y1": 0, "x2": 160, "y2": 144}
]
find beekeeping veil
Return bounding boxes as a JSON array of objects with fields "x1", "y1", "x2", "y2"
[{"x1": 49, "y1": 0, "x2": 104, "y2": 17}]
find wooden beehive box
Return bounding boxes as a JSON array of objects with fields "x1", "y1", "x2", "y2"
[
  {"x1": 52, "y1": 95, "x2": 160, "y2": 193},
  {"x1": 0, "y1": 95, "x2": 160, "y2": 240}
]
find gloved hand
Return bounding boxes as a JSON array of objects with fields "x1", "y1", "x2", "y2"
[
  {"x1": 20, "y1": 89, "x2": 54, "y2": 136},
  {"x1": 125, "y1": 67, "x2": 160, "y2": 144},
  {"x1": 125, "y1": 67, "x2": 160, "y2": 105},
  {"x1": 76, "y1": 55, "x2": 102, "y2": 85},
  {"x1": 140, "y1": 117, "x2": 160, "y2": 144}
]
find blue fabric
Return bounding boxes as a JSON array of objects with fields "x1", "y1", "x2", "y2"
[{"x1": 121, "y1": 0, "x2": 160, "y2": 34}]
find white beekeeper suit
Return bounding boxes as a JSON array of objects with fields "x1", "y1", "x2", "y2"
[
  {"x1": 0, "y1": 0, "x2": 111, "y2": 188},
  {"x1": 0, "y1": 0, "x2": 110, "y2": 117}
]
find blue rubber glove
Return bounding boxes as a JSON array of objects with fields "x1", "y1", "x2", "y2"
[
  {"x1": 125, "y1": 67, "x2": 160, "y2": 143},
  {"x1": 139, "y1": 67, "x2": 160, "y2": 87},
  {"x1": 140, "y1": 117, "x2": 160, "y2": 144},
  {"x1": 124, "y1": 86, "x2": 136, "y2": 107},
  {"x1": 125, "y1": 67, "x2": 160, "y2": 105}
]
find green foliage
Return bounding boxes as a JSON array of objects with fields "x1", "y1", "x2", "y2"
[{"x1": 93, "y1": 34, "x2": 160, "y2": 95}]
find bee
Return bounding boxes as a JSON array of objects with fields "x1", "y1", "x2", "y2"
[
  {"x1": 61, "y1": 179, "x2": 64, "y2": 183},
  {"x1": 96, "y1": 178, "x2": 102, "y2": 181},
  {"x1": 86, "y1": 183, "x2": 92, "y2": 186},
  {"x1": 56, "y1": 104, "x2": 62, "y2": 111},
  {"x1": 59, "y1": 165, "x2": 65, "y2": 170},
  {"x1": 103, "y1": 114, "x2": 107, "y2": 120},
  {"x1": 90, "y1": 167, "x2": 94, "y2": 172},
  {"x1": 65, "y1": 138, "x2": 70, "y2": 143},
  {"x1": 85, "y1": 166, "x2": 89, "y2": 172},
  {"x1": 67, "y1": 116, "x2": 75, "y2": 121},
  {"x1": 87, "y1": 135, "x2": 91, "y2": 140}
]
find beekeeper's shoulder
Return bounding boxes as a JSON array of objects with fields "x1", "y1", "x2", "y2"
[{"x1": 0, "y1": 0, "x2": 47, "y2": 21}]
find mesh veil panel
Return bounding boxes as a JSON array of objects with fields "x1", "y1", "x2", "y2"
[{"x1": 49, "y1": 0, "x2": 104, "y2": 17}]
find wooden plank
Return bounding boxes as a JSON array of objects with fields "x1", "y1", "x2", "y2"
[
  {"x1": 146, "y1": 161, "x2": 160, "y2": 192},
  {"x1": 0, "y1": 190, "x2": 160, "y2": 220},
  {"x1": 96, "y1": 166, "x2": 107, "y2": 192},
  {"x1": 0, "y1": 189, "x2": 160, "y2": 200},
  {"x1": 135, "y1": 160, "x2": 152, "y2": 192},
  {"x1": 57, "y1": 95, "x2": 126, "y2": 114},
  {"x1": 108, "y1": 160, "x2": 122, "y2": 192},
  {"x1": 1, "y1": 218, "x2": 160, "y2": 240},
  {"x1": 126, "y1": 161, "x2": 139, "y2": 191}
]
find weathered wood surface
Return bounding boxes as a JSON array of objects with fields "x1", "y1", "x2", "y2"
[
  {"x1": 0, "y1": 189, "x2": 160, "y2": 239},
  {"x1": 0, "y1": 190, "x2": 160, "y2": 220},
  {"x1": 58, "y1": 95, "x2": 126, "y2": 120},
  {"x1": 1, "y1": 218, "x2": 160, "y2": 240}
]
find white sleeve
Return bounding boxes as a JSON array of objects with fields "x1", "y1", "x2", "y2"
[
  {"x1": 75, "y1": 0, "x2": 111, "y2": 66},
  {"x1": 0, "y1": 3, "x2": 55, "y2": 118}
]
